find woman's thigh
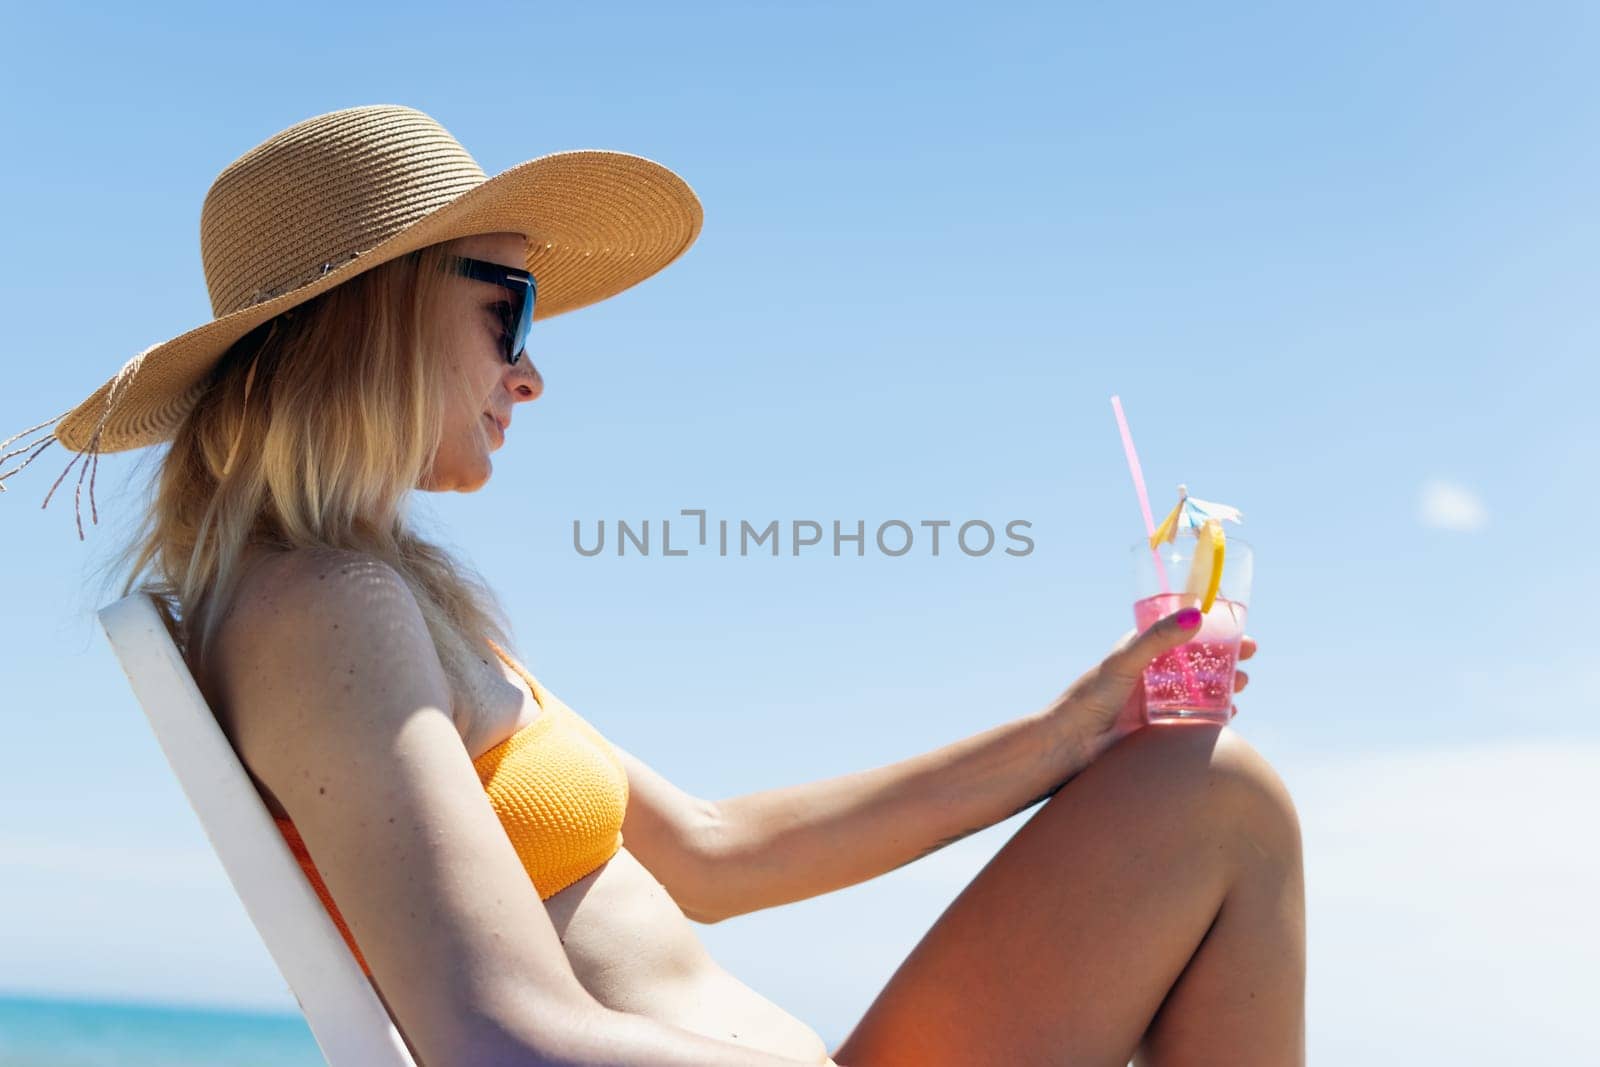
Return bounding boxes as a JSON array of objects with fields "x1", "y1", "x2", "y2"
[{"x1": 831, "y1": 724, "x2": 1301, "y2": 1067}]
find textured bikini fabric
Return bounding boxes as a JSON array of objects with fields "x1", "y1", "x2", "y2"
[{"x1": 272, "y1": 638, "x2": 629, "y2": 976}]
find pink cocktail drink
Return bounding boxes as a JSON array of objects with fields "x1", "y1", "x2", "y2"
[{"x1": 1133, "y1": 593, "x2": 1248, "y2": 723}]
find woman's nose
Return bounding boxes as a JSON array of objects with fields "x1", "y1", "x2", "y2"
[{"x1": 506, "y1": 359, "x2": 543, "y2": 402}]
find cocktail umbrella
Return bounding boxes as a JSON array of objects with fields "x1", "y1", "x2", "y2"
[{"x1": 1148, "y1": 484, "x2": 1244, "y2": 550}]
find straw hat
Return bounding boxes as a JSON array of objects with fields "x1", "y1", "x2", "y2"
[{"x1": 0, "y1": 103, "x2": 703, "y2": 534}]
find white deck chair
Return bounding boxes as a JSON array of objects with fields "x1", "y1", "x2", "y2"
[{"x1": 98, "y1": 592, "x2": 419, "y2": 1067}]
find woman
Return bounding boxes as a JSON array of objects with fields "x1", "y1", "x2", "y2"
[{"x1": 2, "y1": 105, "x2": 1304, "y2": 1066}]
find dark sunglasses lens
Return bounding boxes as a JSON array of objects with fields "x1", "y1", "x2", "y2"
[{"x1": 509, "y1": 280, "x2": 535, "y2": 364}]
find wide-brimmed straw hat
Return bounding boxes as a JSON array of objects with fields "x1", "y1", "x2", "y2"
[{"x1": 0, "y1": 103, "x2": 703, "y2": 535}]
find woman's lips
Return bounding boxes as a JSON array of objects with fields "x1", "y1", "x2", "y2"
[{"x1": 483, "y1": 413, "x2": 504, "y2": 445}]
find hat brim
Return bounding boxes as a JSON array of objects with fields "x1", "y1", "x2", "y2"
[{"x1": 56, "y1": 149, "x2": 702, "y2": 454}]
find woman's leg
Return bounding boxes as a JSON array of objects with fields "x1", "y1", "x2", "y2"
[{"x1": 831, "y1": 724, "x2": 1304, "y2": 1067}]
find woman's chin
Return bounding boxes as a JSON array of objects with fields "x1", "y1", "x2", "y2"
[
  {"x1": 417, "y1": 456, "x2": 492, "y2": 493},
  {"x1": 453, "y1": 460, "x2": 492, "y2": 493}
]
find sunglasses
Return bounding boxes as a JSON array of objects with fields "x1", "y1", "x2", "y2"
[{"x1": 445, "y1": 254, "x2": 537, "y2": 366}]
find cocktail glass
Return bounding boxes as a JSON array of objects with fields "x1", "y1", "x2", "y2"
[{"x1": 1130, "y1": 535, "x2": 1254, "y2": 725}]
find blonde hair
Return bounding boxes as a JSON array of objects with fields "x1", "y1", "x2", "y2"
[{"x1": 102, "y1": 236, "x2": 515, "y2": 716}]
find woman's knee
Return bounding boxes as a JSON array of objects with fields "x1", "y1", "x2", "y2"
[
  {"x1": 1089, "y1": 724, "x2": 1302, "y2": 859},
  {"x1": 1208, "y1": 727, "x2": 1303, "y2": 863}
]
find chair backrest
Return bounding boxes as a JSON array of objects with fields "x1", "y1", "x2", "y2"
[{"x1": 97, "y1": 593, "x2": 418, "y2": 1067}]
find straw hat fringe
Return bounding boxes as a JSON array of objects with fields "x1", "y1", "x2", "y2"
[{"x1": 0, "y1": 340, "x2": 163, "y2": 538}]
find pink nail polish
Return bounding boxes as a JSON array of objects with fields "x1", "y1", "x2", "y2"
[{"x1": 1175, "y1": 607, "x2": 1202, "y2": 628}]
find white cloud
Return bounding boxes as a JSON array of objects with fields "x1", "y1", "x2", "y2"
[
  {"x1": 1292, "y1": 741, "x2": 1600, "y2": 1063},
  {"x1": 1419, "y1": 479, "x2": 1488, "y2": 531}
]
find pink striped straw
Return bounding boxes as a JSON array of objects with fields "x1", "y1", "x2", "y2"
[{"x1": 1110, "y1": 395, "x2": 1172, "y2": 594}]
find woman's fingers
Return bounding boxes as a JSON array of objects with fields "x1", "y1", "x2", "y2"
[
  {"x1": 1234, "y1": 669, "x2": 1249, "y2": 693},
  {"x1": 1112, "y1": 607, "x2": 1205, "y2": 679},
  {"x1": 1238, "y1": 635, "x2": 1257, "y2": 661}
]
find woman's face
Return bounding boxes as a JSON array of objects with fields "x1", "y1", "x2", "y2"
[{"x1": 421, "y1": 232, "x2": 544, "y2": 492}]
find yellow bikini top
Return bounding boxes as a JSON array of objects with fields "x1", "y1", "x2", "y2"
[{"x1": 274, "y1": 637, "x2": 630, "y2": 976}]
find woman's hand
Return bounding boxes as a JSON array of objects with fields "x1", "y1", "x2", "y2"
[{"x1": 1045, "y1": 607, "x2": 1258, "y2": 769}]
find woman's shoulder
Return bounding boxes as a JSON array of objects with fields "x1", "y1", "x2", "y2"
[
  {"x1": 210, "y1": 546, "x2": 445, "y2": 754},
  {"x1": 221, "y1": 546, "x2": 423, "y2": 644},
  {"x1": 223, "y1": 544, "x2": 427, "y2": 658}
]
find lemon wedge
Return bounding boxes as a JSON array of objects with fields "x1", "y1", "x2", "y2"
[{"x1": 1184, "y1": 518, "x2": 1226, "y2": 613}]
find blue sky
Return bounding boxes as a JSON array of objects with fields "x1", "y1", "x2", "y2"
[{"x1": 2, "y1": 3, "x2": 1597, "y2": 1062}]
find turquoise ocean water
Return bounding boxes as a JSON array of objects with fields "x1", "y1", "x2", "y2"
[{"x1": 0, "y1": 993, "x2": 325, "y2": 1067}]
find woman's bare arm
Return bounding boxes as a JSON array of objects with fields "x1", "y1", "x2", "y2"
[
  {"x1": 215, "y1": 549, "x2": 822, "y2": 1066},
  {"x1": 701, "y1": 706, "x2": 1079, "y2": 923},
  {"x1": 698, "y1": 611, "x2": 1233, "y2": 924}
]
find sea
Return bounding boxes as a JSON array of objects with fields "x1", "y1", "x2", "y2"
[{"x1": 0, "y1": 992, "x2": 327, "y2": 1067}]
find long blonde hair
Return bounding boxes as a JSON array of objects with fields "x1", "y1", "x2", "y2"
[{"x1": 103, "y1": 236, "x2": 515, "y2": 714}]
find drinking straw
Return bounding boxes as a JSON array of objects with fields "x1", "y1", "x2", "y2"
[
  {"x1": 1111, "y1": 395, "x2": 1201, "y2": 706},
  {"x1": 1109, "y1": 395, "x2": 1172, "y2": 594}
]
